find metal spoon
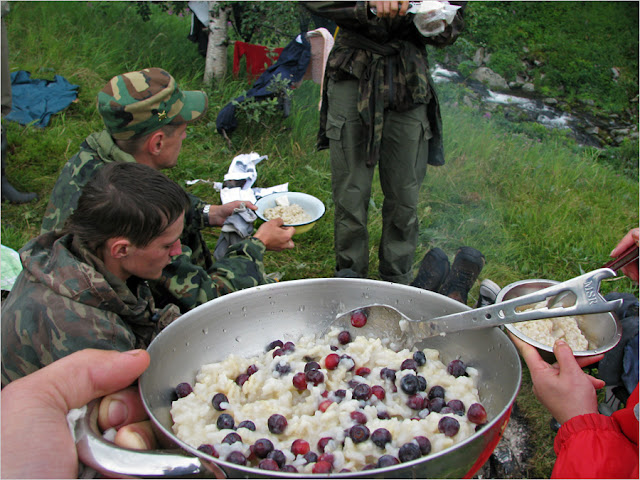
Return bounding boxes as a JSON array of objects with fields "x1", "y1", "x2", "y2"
[{"x1": 334, "y1": 268, "x2": 622, "y2": 339}]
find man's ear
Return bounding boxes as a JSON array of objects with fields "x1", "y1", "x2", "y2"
[
  {"x1": 107, "y1": 237, "x2": 132, "y2": 259},
  {"x1": 146, "y1": 129, "x2": 165, "y2": 156}
]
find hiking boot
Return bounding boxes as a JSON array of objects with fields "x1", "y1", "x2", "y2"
[
  {"x1": 439, "y1": 247, "x2": 486, "y2": 305},
  {"x1": 335, "y1": 268, "x2": 362, "y2": 279},
  {"x1": 410, "y1": 247, "x2": 450, "y2": 292},
  {"x1": 475, "y1": 279, "x2": 501, "y2": 308}
]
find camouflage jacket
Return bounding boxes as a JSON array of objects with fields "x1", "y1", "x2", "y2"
[
  {"x1": 39, "y1": 130, "x2": 272, "y2": 312},
  {"x1": 1, "y1": 232, "x2": 181, "y2": 386},
  {"x1": 301, "y1": 1, "x2": 466, "y2": 167}
]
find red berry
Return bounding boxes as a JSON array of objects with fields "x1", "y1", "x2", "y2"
[
  {"x1": 312, "y1": 460, "x2": 333, "y2": 474},
  {"x1": 317, "y1": 437, "x2": 332, "y2": 453},
  {"x1": 246, "y1": 364, "x2": 259, "y2": 375},
  {"x1": 350, "y1": 410, "x2": 367, "y2": 424},
  {"x1": 292, "y1": 372, "x2": 307, "y2": 391},
  {"x1": 467, "y1": 403, "x2": 488, "y2": 424},
  {"x1": 324, "y1": 353, "x2": 340, "y2": 370},
  {"x1": 371, "y1": 385, "x2": 386, "y2": 400},
  {"x1": 337, "y1": 330, "x2": 352, "y2": 344},
  {"x1": 319, "y1": 453, "x2": 335, "y2": 465},
  {"x1": 355, "y1": 367, "x2": 371, "y2": 377},
  {"x1": 318, "y1": 399, "x2": 333, "y2": 412},
  {"x1": 350, "y1": 309, "x2": 367, "y2": 327},
  {"x1": 291, "y1": 439, "x2": 310, "y2": 456}
]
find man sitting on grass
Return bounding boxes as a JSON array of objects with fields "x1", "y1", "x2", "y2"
[
  {"x1": 2, "y1": 163, "x2": 286, "y2": 386},
  {"x1": 40, "y1": 68, "x2": 294, "y2": 312}
]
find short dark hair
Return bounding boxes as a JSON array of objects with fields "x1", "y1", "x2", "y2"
[
  {"x1": 66, "y1": 162, "x2": 191, "y2": 251},
  {"x1": 115, "y1": 123, "x2": 183, "y2": 155}
]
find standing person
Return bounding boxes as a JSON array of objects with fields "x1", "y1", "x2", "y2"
[
  {"x1": 302, "y1": 1, "x2": 473, "y2": 287},
  {"x1": 40, "y1": 67, "x2": 295, "y2": 312},
  {"x1": 1, "y1": 1, "x2": 37, "y2": 203},
  {"x1": 1, "y1": 163, "x2": 289, "y2": 386}
]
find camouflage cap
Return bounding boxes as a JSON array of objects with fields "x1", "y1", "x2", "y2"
[{"x1": 97, "y1": 68, "x2": 208, "y2": 140}]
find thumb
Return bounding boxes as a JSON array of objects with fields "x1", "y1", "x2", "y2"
[
  {"x1": 25, "y1": 349, "x2": 151, "y2": 413},
  {"x1": 553, "y1": 340, "x2": 583, "y2": 375}
]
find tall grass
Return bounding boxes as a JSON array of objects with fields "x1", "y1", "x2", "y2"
[{"x1": 1, "y1": 3, "x2": 638, "y2": 478}]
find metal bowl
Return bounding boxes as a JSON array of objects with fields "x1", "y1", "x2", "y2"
[
  {"x1": 255, "y1": 192, "x2": 325, "y2": 235},
  {"x1": 497, "y1": 279, "x2": 622, "y2": 363}
]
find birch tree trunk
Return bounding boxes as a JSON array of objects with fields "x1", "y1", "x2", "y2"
[{"x1": 203, "y1": 1, "x2": 229, "y2": 85}]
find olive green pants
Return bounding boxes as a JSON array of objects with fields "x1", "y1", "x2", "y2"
[{"x1": 326, "y1": 79, "x2": 431, "y2": 284}]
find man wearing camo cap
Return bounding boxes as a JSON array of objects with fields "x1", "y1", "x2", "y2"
[{"x1": 40, "y1": 68, "x2": 295, "y2": 312}]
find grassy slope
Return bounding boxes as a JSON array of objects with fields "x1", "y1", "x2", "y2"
[{"x1": 1, "y1": 3, "x2": 638, "y2": 478}]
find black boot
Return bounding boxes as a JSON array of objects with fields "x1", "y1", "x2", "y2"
[
  {"x1": 411, "y1": 247, "x2": 450, "y2": 291},
  {"x1": 439, "y1": 247, "x2": 486, "y2": 305},
  {"x1": 1, "y1": 128, "x2": 37, "y2": 204}
]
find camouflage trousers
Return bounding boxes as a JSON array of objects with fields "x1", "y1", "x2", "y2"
[{"x1": 325, "y1": 79, "x2": 432, "y2": 284}]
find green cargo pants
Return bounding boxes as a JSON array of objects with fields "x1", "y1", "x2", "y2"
[{"x1": 325, "y1": 79, "x2": 432, "y2": 284}]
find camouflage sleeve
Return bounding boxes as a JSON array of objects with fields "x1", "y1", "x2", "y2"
[
  {"x1": 153, "y1": 237, "x2": 271, "y2": 312},
  {"x1": 1, "y1": 280, "x2": 137, "y2": 387},
  {"x1": 40, "y1": 147, "x2": 103, "y2": 234}
]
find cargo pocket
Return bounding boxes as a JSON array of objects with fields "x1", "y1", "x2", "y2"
[{"x1": 325, "y1": 113, "x2": 345, "y2": 142}]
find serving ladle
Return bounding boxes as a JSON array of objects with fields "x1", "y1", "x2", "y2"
[{"x1": 334, "y1": 268, "x2": 622, "y2": 340}]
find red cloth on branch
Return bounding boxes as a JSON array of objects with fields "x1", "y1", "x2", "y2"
[{"x1": 233, "y1": 41, "x2": 284, "y2": 80}]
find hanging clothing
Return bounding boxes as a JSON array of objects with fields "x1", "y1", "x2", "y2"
[{"x1": 233, "y1": 41, "x2": 285, "y2": 80}]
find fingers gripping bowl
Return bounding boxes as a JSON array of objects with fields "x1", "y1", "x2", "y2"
[
  {"x1": 498, "y1": 279, "x2": 622, "y2": 363},
  {"x1": 255, "y1": 192, "x2": 325, "y2": 235}
]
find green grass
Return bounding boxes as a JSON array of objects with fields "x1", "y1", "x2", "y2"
[{"x1": 1, "y1": 3, "x2": 638, "y2": 478}]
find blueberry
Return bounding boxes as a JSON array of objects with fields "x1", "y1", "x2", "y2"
[
  {"x1": 398, "y1": 442, "x2": 422, "y2": 462},
  {"x1": 428, "y1": 385, "x2": 445, "y2": 399},
  {"x1": 266, "y1": 340, "x2": 283, "y2": 352},
  {"x1": 305, "y1": 369, "x2": 324, "y2": 386},
  {"x1": 400, "y1": 374, "x2": 419, "y2": 394},
  {"x1": 235, "y1": 373, "x2": 250, "y2": 386},
  {"x1": 380, "y1": 367, "x2": 397, "y2": 383},
  {"x1": 175, "y1": 382, "x2": 192, "y2": 398},
  {"x1": 401, "y1": 358, "x2": 418, "y2": 372},
  {"x1": 197, "y1": 444, "x2": 218, "y2": 457},
  {"x1": 371, "y1": 428, "x2": 392, "y2": 448},
  {"x1": 438, "y1": 416, "x2": 460, "y2": 437},
  {"x1": 414, "y1": 436, "x2": 431, "y2": 455},
  {"x1": 304, "y1": 361, "x2": 321, "y2": 372},
  {"x1": 281, "y1": 465, "x2": 298, "y2": 473},
  {"x1": 303, "y1": 451, "x2": 318, "y2": 464},
  {"x1": 349, "y1": 424, "x2": 370, "y2": 443},
  {"x1": 377, "y1": 455, "x2": 400, "y2": 467},
  {"x1": 216, "y1": 413, "x2": 234, "y2": 430},
  {"x1": 226, "y1": 451, "x2": 246, "y2": 465},
  {"x1": 253, "y1": 438, "x2": 274, "y2": 458},
  {"x1": 416, "y1": 375, "x2": 427, "y2": 391},
  {"x1": 267, "y1": 449, "x2": 286, "y2": 468},
  {"x1": 222, "y1": 432, "x2": 242, "y2": 444},
  {"x1": 428, "y1": 397, "x2": 445, "y2": 413},
  {"x1": 413, "y1": 350, "x2": 427, "y2": 366},
  {"x1": 353, "y1": 383, "x2": 372, "y2": 401},
  {"x1": 274, "y1": 362, "x2": 291, "y2": 375},
  {"x1": 268, "y1": 414, "x2": 288, "y2": 434},
  {"x1": 447, "y1": 359, "x2": 467, "y2": 377},
  {"x1": 212, "y1": 392, "x2": 228, "y2": 411},
  {"x1": 237, "y1": 420, "x2": 256, "y2": 431},
  {"x1": 258, "y1": 458, "x2": 280, "y2": 471},
  {"x1": 447, "y1": 399, "x2": 465, "y2": 415}
]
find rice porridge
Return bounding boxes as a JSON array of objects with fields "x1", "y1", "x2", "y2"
[
  {"x1": 512, "y1": 301, "x2": 589, "y2": 351},
  {"x1": 171, "y1": 328, "x2": 488, "y2": 474},
  {"x1": 263, "y1": 195, "x2": 312, "y2": 225}
]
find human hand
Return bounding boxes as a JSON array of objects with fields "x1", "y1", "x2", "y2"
[
  {"x1": 372, "y1": 1, "x2": 410, "y2": 18},
  {"x1": 610, "y1": 227, "x2": 639, "y2": 282},
  {"x1": 253, "y1": 218, "x2": 295, "y2": 251},
  {"x1": 508, "y1": 333, "x2": 604, "y2": 425},
  {"x1": 206, "y1": 201, "x2": 257, "y2": 227},
  {"x1": 98, "y1": 386, "x2": 157, "y2": 450},
  {"x1": 1, "y1": 349, "x2": 150, "y2": 479}
]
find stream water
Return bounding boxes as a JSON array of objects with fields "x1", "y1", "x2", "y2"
[{"x1": 432, "y1": 66, "x2": 630, "y2": 148}]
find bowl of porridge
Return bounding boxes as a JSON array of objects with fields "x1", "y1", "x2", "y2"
[
  {"x1": 255, "y1": 192, "x2": 325, "y2": 235},
  {"x1": 76, "y1": 279, "x2": 522, "y2": 478},
  {"x1": 498, "y1": 279, "x2": 622, "y2": 363}
]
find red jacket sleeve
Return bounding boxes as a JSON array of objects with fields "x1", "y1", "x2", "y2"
[{"x1": 552, "y1": 385, "x2": 639, "y2": 479}]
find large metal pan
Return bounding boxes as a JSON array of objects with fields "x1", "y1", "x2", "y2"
[{"x1": 76, "y1": 278, "x2": 522, "y2": 478}]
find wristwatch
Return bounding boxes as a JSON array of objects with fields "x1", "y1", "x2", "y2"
[{"x1": 202, "y1": 204, "x2": 211, "y2": 227}]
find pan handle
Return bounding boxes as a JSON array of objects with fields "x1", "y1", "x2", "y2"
[{"x1": 75, "y1": 399, "x2": 227, "y2": 478}]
